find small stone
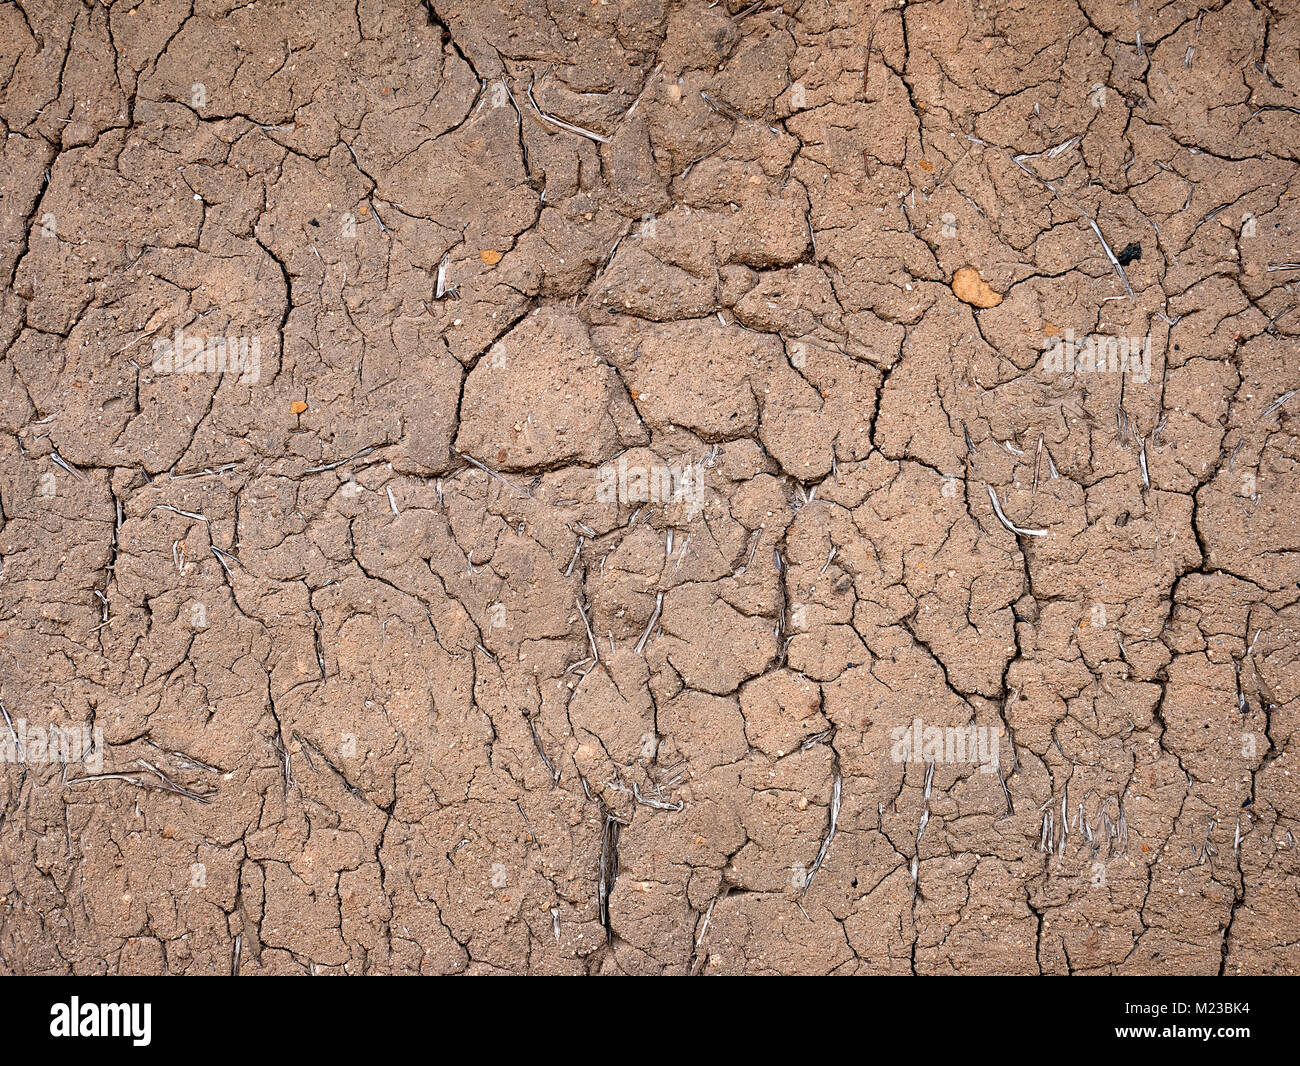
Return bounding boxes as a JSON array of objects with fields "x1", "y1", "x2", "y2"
[{"x1": 952, "y1": 266, "x2": 1003, "y2": 308}]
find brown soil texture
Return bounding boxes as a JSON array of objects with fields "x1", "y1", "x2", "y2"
[{"x1": 2, "y1": 0, "x2": 1299, "y2": 976}]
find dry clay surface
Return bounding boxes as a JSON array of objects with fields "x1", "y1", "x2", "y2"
[{"x1": 1, "y1": 0, "x2": 1299, "y2": 976}]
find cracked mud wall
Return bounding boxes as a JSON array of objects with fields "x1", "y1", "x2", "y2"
[{"x1": 0, "y1": 0, "x2": 1298, "y2": 975}]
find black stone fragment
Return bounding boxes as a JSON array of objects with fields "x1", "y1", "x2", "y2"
[{"x1": 1116, "y1": 242, "x2": 1141, "y2": 265}]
